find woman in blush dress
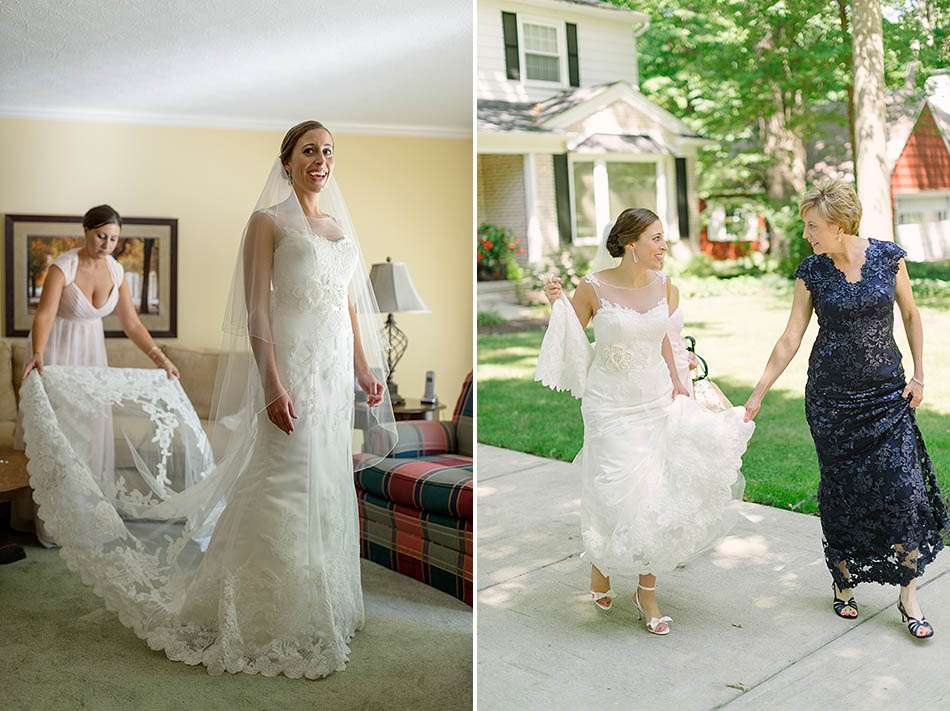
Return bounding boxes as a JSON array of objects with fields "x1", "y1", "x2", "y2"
[
  {"x1": 744, "y1": 179, "x2": 949, "y2": 639},
  {"x1": 17, "y1": 204, "x2": 179, "y2": 544},
  {"x1": 23, "y1": 205, "x2": 179, "y2": 380}
]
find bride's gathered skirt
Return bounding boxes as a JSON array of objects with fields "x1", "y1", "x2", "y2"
[{"x1": 537, "y1": 272, "x2": 754, "y2": 577}]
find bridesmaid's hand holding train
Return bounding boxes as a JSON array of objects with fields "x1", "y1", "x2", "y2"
[{"x1": 21, "y1": 354, "x2": 44, "y2": 379}]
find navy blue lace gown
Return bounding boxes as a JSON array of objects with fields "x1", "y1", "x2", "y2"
[{"x1": 795, "y1": 239, "x2": 949, "y2": 590}]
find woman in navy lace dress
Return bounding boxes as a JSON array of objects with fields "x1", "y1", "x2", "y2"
[{"x1": 744, "y1": 179, "x2": 948, "y2": 639}]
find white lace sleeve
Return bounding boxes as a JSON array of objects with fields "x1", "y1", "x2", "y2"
[{"x1": 535, "y1": 296, "x2": 593, "y2": 399}]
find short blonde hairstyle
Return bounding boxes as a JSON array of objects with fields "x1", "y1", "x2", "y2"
[{"x1": 799, "y1": 178, "x2": 862, "y2": 235}]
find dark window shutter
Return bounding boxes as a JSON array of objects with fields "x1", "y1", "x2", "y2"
[
  {"x1": 566, "y1": 23, "x2": 580, "y2": 87},
  {"x1": 554, "y1": 154, "x2": 573, "y2": 244},
  {"x1": 502, "y1": 12, "x2": 520, "y2": 81},
  {"x1": 675, "y1": 157, "x2": 690, "y2": 239}
]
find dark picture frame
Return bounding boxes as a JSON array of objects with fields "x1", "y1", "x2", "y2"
[{"x1": 4, "y1": 214, "x2": 178, "y2": 338}]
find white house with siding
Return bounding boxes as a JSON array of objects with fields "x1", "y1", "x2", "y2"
[{"x1": 477, "y1": 0, "x2": 711, "y2": 264}]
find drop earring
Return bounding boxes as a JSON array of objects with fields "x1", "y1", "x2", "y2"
[{"x1": 630, "y1": 247, "x2": 639, "y2": 264}]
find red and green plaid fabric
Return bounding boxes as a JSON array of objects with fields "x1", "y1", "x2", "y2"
[
  {"x1": 353, "y1": 370, "x2": 475, "y2": 604},
  {"x1": 453, "y1": 371, "x2": 473, "y2": 457},
  {"x1": 389, "y1": 420, "x2": 458, "y2": 458},
  {"x1": 357, "y1": 488, "x2": 473, "y2": 605},
  {"x1": 354, "y1": 454, "x2": 473, "y2": 520}
]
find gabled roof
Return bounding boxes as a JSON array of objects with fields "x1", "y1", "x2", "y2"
[
  {"x1": 570, "y1": 133, "x2": 674, "y2": 154},
  {"x1": 887, "y1": 70, "x2": 950, "y2": 168},
  {"x1": 477, "y1": 100, "x2": 551, "y2": 133},
  {"x1": 554, "y1": 0, "x2": 638, "y2": 13},
  {"x1": 930, "y1": 92, "x2": 950, "y2": 149},
  {"x1": 512, "y1": 0, "x2": 649, "y2": 22},
  {"x1": 478, "y1": 81, "x2": 708, "y2": 141}
]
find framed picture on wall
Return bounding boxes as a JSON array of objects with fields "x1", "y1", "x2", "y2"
[{"x1": 3, "y1": 214, "x2": 178, "y2": 338}]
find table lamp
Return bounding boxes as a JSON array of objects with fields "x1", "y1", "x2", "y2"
[{"x1": 369, "y1": 257, "x2": 429, "y2": 406}]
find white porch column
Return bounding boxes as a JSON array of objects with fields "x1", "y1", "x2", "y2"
[
  {"x1": 655, "y1": 157, "x2": 671, "y2": 236},
  {"x1": 593, "y1": 160, "x2": 611, "y2": 240},
  {"x1": 523, "y1": 153, "x2": 543, "y2": 265}
]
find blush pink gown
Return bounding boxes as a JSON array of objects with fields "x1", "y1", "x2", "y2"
[{"x1": 18, "y1": 248, "x2": 125, "y2": 545}]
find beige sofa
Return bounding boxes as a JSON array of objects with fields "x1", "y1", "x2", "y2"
[{"x1": 0, "y1": 339, "x2": 221, "y2": 447}]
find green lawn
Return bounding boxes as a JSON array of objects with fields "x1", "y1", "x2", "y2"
[{"x1": 477, "y1": 289, "x2": 950, "y2": 514}]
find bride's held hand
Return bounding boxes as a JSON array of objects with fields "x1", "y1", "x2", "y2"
[
  {"x1": 543, "y1": 275, "x2": 563, "y2": 305},
  {"x1": 743, "y1": 393, "x2": 763, "y2": 422},
  {"x1": 672, "y1": 381, "x2": 690, "y2": 399},
  {"x1": 357, "y1": 368, "x2": 384, "y2": 407},
  {"x1": 267, "y1": 390, "x2": 298, "y2": 435}
]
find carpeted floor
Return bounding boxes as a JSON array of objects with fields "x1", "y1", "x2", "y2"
[{"x1": 0, "y1": 547, "x2": 472, "y2": 711}]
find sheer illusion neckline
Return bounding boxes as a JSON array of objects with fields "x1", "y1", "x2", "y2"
[
  {"x1": 590, "y1": 271, "x2": 661, "y2": 290},
  {"x1": 303, "y1": 214, "x2": 345, "y2": 243},
  {"x1": 823, "y1": 239, "x2": 873, "y2": 285},
  {"x1": 596, "y1": 296, "x2": 669, "y2": 317}
]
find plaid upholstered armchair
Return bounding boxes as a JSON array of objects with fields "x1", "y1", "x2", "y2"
[{"x1": 354, "y1": 372, "x2": 473, "y2": 605}]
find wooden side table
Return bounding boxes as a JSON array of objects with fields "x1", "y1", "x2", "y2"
[
  {"x1": 392, "y1": 398, "x2": 447, "y2": 422},
  {"x1": 0, "y1": 449, "x2": 30, "y2": 505}
]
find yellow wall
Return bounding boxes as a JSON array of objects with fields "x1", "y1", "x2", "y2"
[{"x1": 0, "y1": 118, "x2": 473, "y2": 399}]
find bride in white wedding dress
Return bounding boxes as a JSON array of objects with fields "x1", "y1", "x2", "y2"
[
  {"x1": 18, "y1": 120, "x2": 397, "y2": 678},
  {"x1": 536, "y1": 207, "x2": 754, "y2": 636}
]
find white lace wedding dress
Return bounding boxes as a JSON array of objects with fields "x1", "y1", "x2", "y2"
[
  {"x1": 19, "y1": 216, "x2": 365, "y2": 679},
  {"x1": 536, "y1": 271, "x2": 755, "y2": 576}
]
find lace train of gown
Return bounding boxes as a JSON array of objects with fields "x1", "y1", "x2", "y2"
[
  {"x1": 19, "y1": 220, "x2": 365, "y2": 679},
  {"x1": 536, "y1": 271, "x2": 754, "y2": 576}
]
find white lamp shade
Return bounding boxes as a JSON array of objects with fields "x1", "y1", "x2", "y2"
[{"x1": 369, "y1": 258, "x2": 429, "y2": 314}]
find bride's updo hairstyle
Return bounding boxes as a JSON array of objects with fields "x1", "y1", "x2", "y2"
[
  {"x1": 279, "y1": 120, "x2": 332, "y2": 176},
  {"x1": 82, "y1": 204, "x2": 122, "y2": 231},
  {"x1": 606, "y1": 208, "x2": 660, "y2": 258}
]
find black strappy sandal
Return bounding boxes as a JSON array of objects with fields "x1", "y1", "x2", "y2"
[
  {"x1": 898, "y1": 598, "x2": 934, "y2": 639},
  {"x1": 832, "y1": 582, "x2": 858, "y2": 619}
]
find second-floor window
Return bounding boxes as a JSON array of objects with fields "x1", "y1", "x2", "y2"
[{"x1": 523, "y1": 21, "x2": 561, "y2": 83}]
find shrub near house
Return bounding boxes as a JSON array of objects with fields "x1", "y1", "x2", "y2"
[{"x1": 477, "y1": 224, "x2": 525, "y2": 281}]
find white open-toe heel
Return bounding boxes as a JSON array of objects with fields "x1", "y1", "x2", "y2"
[
  {"x1": 634, "y1": 584, "x2": 672, "y2": 635},
  {"x1": 590, "y1": 588, "x2": 616, "y2": 611}
]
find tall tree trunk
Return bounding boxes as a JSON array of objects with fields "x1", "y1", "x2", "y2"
[
  {"x1": 852, "y1": 0, "x2": 894, "y2": 240},
  {"x1": 758, "y1": 29, "x2": 807, "y2": 203},
  {"x1": 837, "y1": 0, "x2": 858, "y2": 177},
  {"x1": 761, "y1": 105, "x2": 807, "y2": 202}
]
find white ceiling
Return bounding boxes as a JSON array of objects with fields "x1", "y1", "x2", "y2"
[{"x1": 0, "y1": 0, "x2": 473, "y2": 136}]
